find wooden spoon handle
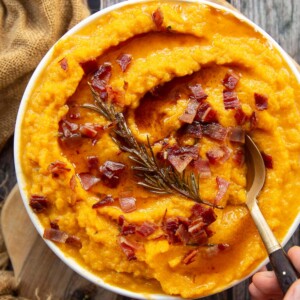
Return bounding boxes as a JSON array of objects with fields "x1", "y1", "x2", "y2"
[{"x1": 269, "y1": 248, "x2": 299, "y2": 294}]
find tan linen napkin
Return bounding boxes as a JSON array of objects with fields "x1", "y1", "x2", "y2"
[{"x1": 0, "y1": 0, "x2": 90, "y2": 152}]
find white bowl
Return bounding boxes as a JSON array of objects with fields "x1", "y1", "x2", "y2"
[{"x1": 14, "y1": 1, "x2": 300, "y2": 299}]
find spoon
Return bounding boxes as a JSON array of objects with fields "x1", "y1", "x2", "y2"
[{"x1": 245, "y1": 134, "x2": 299, "y2": 294}]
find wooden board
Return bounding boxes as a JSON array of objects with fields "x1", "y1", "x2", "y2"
[{"x1": 1, "y1": 185, "x2": 119, "y2": 300}]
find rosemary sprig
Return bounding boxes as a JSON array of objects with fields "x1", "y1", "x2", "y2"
[{"x1": 83, "y1": 85, "x2": 220, "y2": 208}]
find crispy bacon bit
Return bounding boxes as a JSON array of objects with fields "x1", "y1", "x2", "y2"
[
  {"x1": 116, "y1": 53, "x2": 132, "y2": 72},
  {"x1": 180, "y1": 122, "x2": 202, "y2": 139},
  {"x1": 79, "y1": 59, "x2": 98, "y2": 75},
  {"x1": 78, "y1": 173, "x2": 101, "y2": 190},
  {"x1": 66, "y1": 235, "x2": 82, "y2": 248},
  {"x1": 59, "y1": 119, "x2": 79, "y2": 138},
  {"x1": 119, "y1": 196, "x2": 136, "y2": 213},
  {"x1": 99, "y1": 161, "x2": 126, "y2": 188},
  {"x1": 118, "y1": 215, "x2": 125, "y2": 227},
  {"x1": 234, "y1": 107, "x2": 248, "y2": 125},
  {"x1": 223, "y1": 90, "x2": 240, "y2": 109},
  {"x1": 167, "y1": 145, "x2": 199, "y2": 173},
  {"x1": 79, "y1": 124, "x2": 98, "y2": 138},
  {"x1": 59, "y1": 57, "x2": 68, "y2": 71},
  {"x1": 193, "y1": 158, "x2": 212, "y2": 178},
  {"x1": 87, "y1": 156, "x2": 99, "y2": 170},
  {"x1": 70, "y1": 175, "x2": 77, "y2": 191},
  {"x1": 250, "y1": 111, "x2": 258, "y2": 130},
  {"x1": 118, "y1": 236, "x2": 137, "y2": 261},
  {"x1": 229, "y1": 127, "x2": 245, "y2": 144},
  {"x1": 152, "y1": 8, "x2": 164, "y2": 30},
  {"x1": 194, "y1": 102, "x2": 218, "y2": 123},
  {"x1": 206, "y1": 146, "x2": 232, "y2": 165},
  {"x1": 43, "y1": 228, "x2": 68, "y2": 243},
  {"x1": 261, "y1": 152, "x2": 273, "y2": 169},
  {"x1": 255, "y1": 93, "x2": 268, "y2": 111},
  {"x1": 215, "y1": 177, "x2": 230, "y2": 204},
  {"x1": 182, "y1": 249, "x2": 198, "y2": 265},
  {"x1": 121, "y1": 223, "x2": 136, "y2": 236},
  {"x1": 175, "y1": 224, "x2": 190, "y2": 245},
  {"x1": 222, "y1": 70, "x2": 240, "y2": 90},
  {"x1": 189, "y1": 84, "x2": 208, "y2": 101},
  {"x1": 190, "y1": 204, "x2": 217, "y2": 226},
  {"x1": 201, "y1": 123, "x2": 228, "y2": 141},
  {"x1": 136, "y1": 222, "x2": 157, "y2": 237},
  {"x1": 50, "y1": 220, "x2": 59, "y2": 230},
  {"x1": 179, "y1": 98, "x2": 200, "y2": 124},
  {"x1": 48, "y1": 160, "x2": 70, "y2": 177},
  {"x1": 163, "y1": 217, "x2": 180, "y2": 244},
  {"x1": 29, "y1": 195, "x2": 49, "y2": 213},
  {"x1": 91, "y1": 63, "x2": 112, "y2": 100},
  {"x1": 233, "y1": 148, "x2": 245, "y2": 166},
  {"x1": 206, "y1": 243, "x2": 230, "y2": 256},
  {"x1": 92, "y1": 195, "x2": 114, "y2": 209}
]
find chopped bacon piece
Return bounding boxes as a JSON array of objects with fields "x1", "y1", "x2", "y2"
[
  {"x1": 229, "y1": 127, "x2": 245, "y2": 144},
  {"x1": 194, "y1": 102, "x2": 218, "y2": 123},
  {"x1": 79, "y1": 124, "x2": 98, "y2": 138},
  {"x1": 87, "y1": 156, "x2": 99, "y2": 170},
  {"x1": 188, "y1": 218, "x2": 206, "y2": 234},
  {"x1": 116, "y1": 53, "x2": 132, "y2": 72},
  {"x1": 255, "y1": 93, "x2": 268, "y2": 111},
  {"x1": 180, "y1": 122, "x2": 202, "y2": 139},
  {"x1": 43, "y1": 228, "x2": 69, "y2": 243},
  {"x1": 152, "y1": 8, "x2": 164, "y2": 30},
  {"x1": 189, "y1": 84, "x2": 208, "y2": 101},
  {"x1": 50, "y1": 220, "x2": 59, "y2": 230},
  {"x1": 182, "y1": 249, "x2": 198, "y2": 265},
  {"x1": 175, "y1": 224, "x2": 190, "y2": 245},
  {"x1": 179, "y1": 98, "x2": 200, "y2": 124},
  {"x1": 250, "y1": 111, "x2": 258, "y2": 130},
  {"x1": 59, "y1": 57, "x2": 68, "y2": 71},
  {"x1": 79, "y1": 59, "x2": 98, "y2": 75},
  {"x1": 119, "y1": 196, "x2": 136, "y2": 213},
  {"x1": 92, "y1": 195, "x2": 114, "y2": 209},
  {"x1": 215, "y1": 177, "x2": 230, "y2": 204},
  {"x1": 234, "y1": 107, "x2": 248, "y2": 125},
  {"x1": 206, "y1": 243, "x2": 230, "y2": 256},
  {"x1": 118, "y1": 236, "x2": 137, "y2": 261},
  {"x1": 66, "y1": 235, "x2": 82, "y2": 248},
  {"x1": 70, "y1": 175, "x2": 77, "y2": 191},
  {"x1": 118, "y1": 215, "x2": 125, "y2": 227},
  {"x1": 91, "y1": 62, "x2": 112, "y2": 100},
  {"x1": 59, "y1": 119, "x2": 79, "y2": 138},
  {"x1": 167, "y1": 145, "x2": 199, "y2": 173},
  {"x1": 191, "y1": 204, "x2": 217, "y2": 226},
  {"x1": 192, "y1": 157, "x2": 211, "y2": 178},
  {"x1": 136, "y1": 222, "x2": 157, "y2": 237},
  {"x1": 222, "y1": 70, "x2": 240, "y2": 90},
  {"x1": 233, "y1": 148, "x2": 245, "y2": 166},
  {"x1": 201, "y1": 123, "x2": 228, "y2": 141},
  {"x1": 48, "y1": 160, "x2": 70, "y2": 177},
  {"x1": 163, "y1": 217, "x2": 180, "y2": 244},
  {"x1": 78, "y1": 173, "x2": 101, "y2": 190},
  {"x1": 99, "y1": 161, "x2": 126, "y2": 188},
  {"x1": 261, "y1": 152, "x2": 273, "y2": 169},
  {"x1": 29, "y1": 195, "x2": 49, "y2": 213},
  {"x1": 206, "y1": 146, "x2": 232, "y2": 165},
  {"x1": 223, "y1": 90, "x2": 240, "y2": 109},
  {"x1": 121, "y1": 223, "x2": 136, "y2": 236}
]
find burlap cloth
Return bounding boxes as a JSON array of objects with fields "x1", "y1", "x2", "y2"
[{"x1": 0, "y1": 0, "x2": 90, "y2": 298}]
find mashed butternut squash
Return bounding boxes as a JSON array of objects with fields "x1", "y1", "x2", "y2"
[{"x1": 18, "y1": 1, "x2": 300, "y2": 298}]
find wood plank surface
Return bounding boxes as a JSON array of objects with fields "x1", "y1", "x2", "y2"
[{"x1": 0, "y1": 0, "x2": 299, "y2": 299}]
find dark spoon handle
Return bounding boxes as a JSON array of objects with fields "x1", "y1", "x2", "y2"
[{"x1": 269, "y1": 248, "x2": 300, "y2": 294}]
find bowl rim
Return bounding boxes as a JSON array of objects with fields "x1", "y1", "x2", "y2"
[{"x1": 14, "y1": 0, "x2": 300, "y2": 299}]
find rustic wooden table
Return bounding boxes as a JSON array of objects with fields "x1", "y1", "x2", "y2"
[{"x1": 0, "y1": 0, "x2": 299, "y2": 299}]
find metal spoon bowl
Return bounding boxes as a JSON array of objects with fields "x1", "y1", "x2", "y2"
[{"x1": 245, "y1": 134, "x2": 299, "y2": 294}]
